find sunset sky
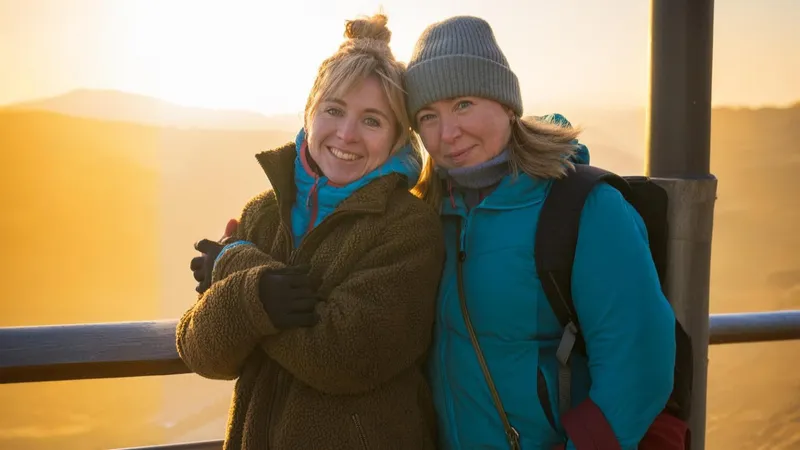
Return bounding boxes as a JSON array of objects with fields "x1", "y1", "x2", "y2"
[{"x1": 1, "y1": 0, "x2": 798, "y2": 115}]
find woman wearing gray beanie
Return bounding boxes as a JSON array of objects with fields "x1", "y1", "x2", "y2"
[{"x1": 407, "y1": 15, "x2": 683, "y2": 450}]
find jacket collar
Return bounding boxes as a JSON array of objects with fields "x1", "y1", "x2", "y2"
[
  {"x1": 441, "y1": 171, "x2": 551, "y2": 216},
  {"x1": 255, "y1": 143, "x2": 407, "y2": 217}
]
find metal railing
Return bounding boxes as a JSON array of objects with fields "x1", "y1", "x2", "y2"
[
  {"x1": 1, "y1": 310, "x2": 799, "y2": 450},
  {"x1": 3, "y1": 312, "x2": 800, "y2": 385},
  {"x1": 115, "y1": 441, "x2": 223, "y2": 450}
]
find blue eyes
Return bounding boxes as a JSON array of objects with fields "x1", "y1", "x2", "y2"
[
  {"x1": 324, "y1": 108, "x2": 380, "y2": 128},
  {"x1": 417, "y1": 99, "x2": 473, "y2": 124}
]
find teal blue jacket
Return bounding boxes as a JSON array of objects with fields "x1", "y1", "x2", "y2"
[{"x1": 427, "y1": 115, "x2": 676, "y2": 449}]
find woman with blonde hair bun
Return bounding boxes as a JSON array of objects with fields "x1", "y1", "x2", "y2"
[{"x1": 179, "y1": 13, "x2": 443, "y2": 450}]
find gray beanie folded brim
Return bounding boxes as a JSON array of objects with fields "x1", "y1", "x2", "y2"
[
  {"x1": 405, "y1": 54, "x2": 522, "y2": 122},
  {"x1": 404, "y1": 15, "x2": 523, "y2": 126}
]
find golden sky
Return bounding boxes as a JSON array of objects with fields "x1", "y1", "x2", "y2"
[{"x1": 1, "y1": 0, "x2": 798, "y2": 115}]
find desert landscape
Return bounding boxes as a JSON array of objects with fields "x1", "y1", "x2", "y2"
[{"x1": 0, "y1": 90, "x2": 797, "y2": 449}]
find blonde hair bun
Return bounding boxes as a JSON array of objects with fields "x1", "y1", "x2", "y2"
[{"x1": 344, "y1": 14, "x2": 391, "y2": 43}]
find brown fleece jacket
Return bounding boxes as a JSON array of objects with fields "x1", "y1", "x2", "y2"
[{"x1": 176, "y1": 142, "x2": 445, "y2": 450}]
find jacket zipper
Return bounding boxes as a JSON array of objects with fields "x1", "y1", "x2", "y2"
[
  {"x1": 454, "y1": 215, "x2": 558, "y2": 443},
  {"x1": 265, "y1": 365, "x2": 288, "y2": 449},
  {"x1": 305, "y1": 179, "x2": 320, "y2": 235},
  {"x1": 288, "y1": 210, "x2": 347, "y2": 265},
  {"x1": 455, "y1": 218, "x2": 520, "y2": 450},
  {"x1": 351, "y1": 413, "x2": 370, "y2": 450}
]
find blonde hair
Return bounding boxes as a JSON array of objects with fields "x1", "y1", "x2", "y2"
[
  {"x1": 411, "y1": 114, "x2": 581, "y2": 210},
  {"x1": 304, "y1": 13, "x2": 415, "y2": 158}
]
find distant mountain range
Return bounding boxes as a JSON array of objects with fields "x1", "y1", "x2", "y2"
[
  {"x1": 3, "y1": 88, "x2": 304, "y2": 132},
  {"x1": 2, "y1": 88, "x2": 650, "y2": 173},
  {"x1": 3, "y1": 88, "x2": 798, "y2": 174},
  {"x1": 1, "y1": 91, "x2": 798, "y2": 450},
  {"x1": 6, "y1": 88, "x2": 797, "y2": 135}
]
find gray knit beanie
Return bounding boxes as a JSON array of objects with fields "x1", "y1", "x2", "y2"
[{"x1": 405, "y1": 16, "x2": 522, "y2": 125}]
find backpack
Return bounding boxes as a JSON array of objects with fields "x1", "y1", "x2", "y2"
[{"x1": 534, "y1": 164, "x2": 694, "y2": 449}]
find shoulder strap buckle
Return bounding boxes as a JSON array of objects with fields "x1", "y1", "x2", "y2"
[{"x1": 556, "y1": 321, "x2": 579, "y2": 367}]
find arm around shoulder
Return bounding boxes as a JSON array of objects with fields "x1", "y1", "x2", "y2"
[
  {"x1": 212, "y1": 191, "x2": 287, "y2": 280},
  {"x1": 176, "y1": 191, "x2": 287, "y2": 380},
  {"x1": 568, "y1": 183, "x2": 676, "y2": 449}
]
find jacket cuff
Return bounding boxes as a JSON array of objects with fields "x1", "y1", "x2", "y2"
[
  {"x1": 637, "y1": 412, "x2": 689, "y2": 450},
  {"x1": 213, "y1": 240, "x2": 253, "y2": 268},
  {"x1": 561, "y1": 398, "x2": 621, "y2": 450},
  {"x1": 211, "y1": 241, "x2": 283, "y2": 284}
]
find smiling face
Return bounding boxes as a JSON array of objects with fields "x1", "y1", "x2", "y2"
[
  {"x1": 306, "y1": 75, "x2": 398, "y2": 185},
  {"x1": 415, "y1": 96, "x2": 514, "y2": 170}
]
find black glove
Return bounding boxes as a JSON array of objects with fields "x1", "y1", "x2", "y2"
[
  {"x1": 191, "y1": 239, "x2": 226, "y2": 294},
  {"x1": 259, "y1": 265, "x2": 320, "y2": 330}
]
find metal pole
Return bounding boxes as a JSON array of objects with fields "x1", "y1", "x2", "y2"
[
  {"x1": 647, "y1": 0, "x2": 715, "y2": 178},
  {"x1": 646, "y1": 1, "x2": 716, "y2": 449}
]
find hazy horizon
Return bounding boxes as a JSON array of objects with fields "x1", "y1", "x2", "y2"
[
  {"x1": 6, "y1": 87, "x2": 800, "y2": 119},
  {"x1": 2, "y1": 0, "x2": 799, "y2": 116}
]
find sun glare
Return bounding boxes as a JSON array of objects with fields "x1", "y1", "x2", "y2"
[{"x1": 113, "y1": 1, "x2": 419, "y2": 115}]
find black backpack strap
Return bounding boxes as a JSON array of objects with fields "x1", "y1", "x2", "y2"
[{"x1": 535, "y1": 164, "x2": 632, "y2": 417}]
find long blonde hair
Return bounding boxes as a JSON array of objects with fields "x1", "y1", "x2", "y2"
[
  {"x1": 303, "y1": 13, "x2": 416, "y2": 159},
  {"x1": 411, "y1": 114, "x2": 581, "y2": 210}
]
